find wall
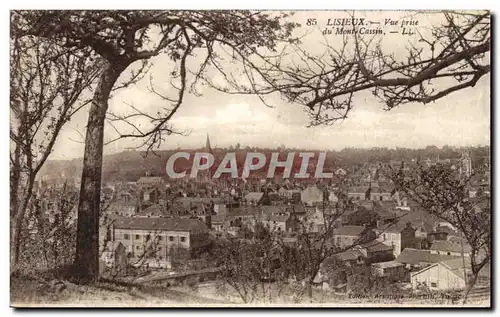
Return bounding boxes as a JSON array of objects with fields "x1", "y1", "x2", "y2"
[
  {"x1": 411, "y1": 264, "x2": 466, "y2": 291},
  {"x1": 113, "y1": 228, "x2": 190, "y2": 261},
  {"x1": 334, "y1": 235, "x2": 359, "y2": 248},
  {"x1": 377, "y1": 232, "x2": 401, "y2": 257}
]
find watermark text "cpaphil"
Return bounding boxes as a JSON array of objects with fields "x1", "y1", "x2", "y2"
[{"x1": 165, "y1": 152, "x2": 334, "y2": 179}]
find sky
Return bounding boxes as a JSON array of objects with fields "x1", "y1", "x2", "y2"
[{"x1": 47, "y1": 11, "x2": 490, "y2": 160}]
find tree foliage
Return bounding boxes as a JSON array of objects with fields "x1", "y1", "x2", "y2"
[
  {"x1": 202, "y1": 11, "x2": 490, "y2": 126},
  {"x1": 10, "y1": 28, "x2": 100, "y2": 268},
  {"x1": 393, "y1": 163, "x2": 490, "y2": 302}
]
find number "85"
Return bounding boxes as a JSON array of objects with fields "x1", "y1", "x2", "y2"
[{"x1": 306, "y1": 18, "x2": 317, "y2": 26}]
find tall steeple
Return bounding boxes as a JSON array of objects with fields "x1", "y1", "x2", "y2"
[
  {"x1": 198, "y1": 134, "x2": 213, "y2": 183},
  {"x1": 205, "y1": 134, "x2": 212, "y2": 153}
]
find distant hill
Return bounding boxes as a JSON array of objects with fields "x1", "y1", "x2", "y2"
[{"x1": 39, "y1": 145, "x2": 490, "y2": 183}]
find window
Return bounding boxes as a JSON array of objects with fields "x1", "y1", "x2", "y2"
[
  {"x1": 379, "y1": 196, "x2": 383, "y2": 201},
  {"x1": 136, "y1": 245, "x2": 140, "y2": 250},
  {"x1": 169, "y1": 236, "x2": 174, "y2": 242},
  {"x1": 431, "y1": 282, "x2": 438, "y2": 288},
  {"x1": 135, "y1": 234, "x2": 140, "y2": 240},
  {"x1": 146, "y1": 234, "x2": 151, "y2": 242},
  {"x1": 124, "y1": 234, "x2": 130, "y2": 240},
  {"x1": 180, "y1": 237, "x2": 186, "y2": 242},
  {"x1": 447, "y1": 252, "x2": 451, "y2": 255},
  {"x1": 158, "y1": 236, "x2": 163, "y2": 241}
]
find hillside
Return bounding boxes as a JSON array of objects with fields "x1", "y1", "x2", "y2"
[{"x1": 39, "y1": 146, "x2": 490, "y2": 183}]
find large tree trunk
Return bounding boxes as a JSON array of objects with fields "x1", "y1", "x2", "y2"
[
  {"x1": 72, "y1": 63, "x2": 123, "y2": 283},
  {"x1": 10, "y1": 145, "x2": 22, "y2": 269},
  {"x1": 11, "y1": 183, "x2": 33, "y2": 267},
  {"x1": 11, "y1": 169, "x2": 35, "y2": 271}
]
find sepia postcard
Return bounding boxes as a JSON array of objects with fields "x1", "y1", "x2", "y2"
[{"x1": 9, "y1": 10, "x2": 491, "y2": 308}]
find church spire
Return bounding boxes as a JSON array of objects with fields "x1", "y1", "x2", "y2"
[{"x1": 206, "y1": 134, "x2": 212, "y2": 153}]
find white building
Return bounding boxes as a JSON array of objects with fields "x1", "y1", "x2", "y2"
[{"x1": 411, "y1": 259, "x2": 467, "y2": 291}]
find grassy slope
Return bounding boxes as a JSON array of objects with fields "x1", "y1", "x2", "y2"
[{"x1": 11, "y1": 275, "x2": 490, "y2": 307}]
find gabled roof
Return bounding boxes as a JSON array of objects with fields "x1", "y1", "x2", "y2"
[
  {"x1": 360, "y1": 240, "x2": 394, "y2": 253},
  {"x1": 144, "y1": 187, "x2": 161, "y2": 195},
  {"x1": 430, "y1": 240, "x2": 472, "y2": 254},
  {"x1": 335, "y1": 249, "x2": 366, "y2": 262},
  {"x1": 377, "y1": 210, "x2": 441, "y2": 233},
  {"x1": 411, "y1": 260, "x2": 467, "y2": 282},
  {"x1": 227, "y1": 206, "x2": 260, "y2": 216},
  {"x1": 441, "y1": 258, "x2": 471, "y2": 280},
  {"x1": 261, "y1": 205, "x2": 289, "y2": 216},
  {"x1": 369, "y1": 187, "x2": 393, "y2": 194},
  {"x1": 245, "y1": 192, "x2": 264, "y2": 201},
  {"x1": 433, "y1": 225, "x2": 458, "y2": 236},
  {"x1": 355, "y1": 201, "x2": 375, "y2": 210},
  {"x1": 262, "y1": 215, "x2": 289, "y2": 223},
  {"x1": 292, "y1": 204, "x2": 306, "y2": 214},
  {"x1": 211, "y1": 215, "x2": 225, "y2": 224},
  {"x1": 136, "y1": 204, "x2": 166, "y2": 217},
  {"x1": 137, "y1": 176, "x2": 163, "y2": 184},
  {"x1": 372, "y1": 260, "x2": 404, "y2": 269},
  {"x1": 347, "y1": 186, "x2": 370, "y2": 194},
  {"x1": 395, "y1": 248, "x2": 463, "y2": 265},
  {"x1": 116, "y1": 190, "x2": 133, "y2": 197},
  {"x1": 175, "y1": 197, "x2": 227, "y2": 205},
  {"x1": 113, "y1": 216, "x2": 208, "y2": 233},
  {"x1": 333, "y1": 225, "x2": 365, "y2": 237}
]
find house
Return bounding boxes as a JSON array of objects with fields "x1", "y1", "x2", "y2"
[
  {"x1": 115, "y1": 190, "x2": 134, "y2": 203},
  {"x1": 314, "y1": 242, "x2": 392, "y2": 290},
  {"x1": 135, "y1": 204, "x2": 167, "y2": 218},
  {"x1": 244, "y1": 192, "x2": 264, "y2": 205},
  {"x1": 433, "y1": 225, "x2": 459, "y2": 240},
  {"x1": 278, "y1": 187, "x2": 301, "y2": 199},
  {"x1": 301, "y1": 185, "x2": 325, "y2": 206},
  {"x1": 142, "y1": 188, "x2": 161, "y2": 203},
  {"x1": 395, "y1": 248, "x2": 464, "y2": 272},
  {"x1": 111, "y1": 216, "x2": 209, "y2": 267},
  {"x1": 137, "y1": 176, "x2": 164, "y2": 189},
  {"x1": 260, "y1": 205, "x2": 289, "y2": 217},
  {"x1": 331, "y1": 240, "x2": 393, "y2": 266},
  {"x1": 334, "y1": 168, "x2": 347, "y2": 176},
  {"x1": 344, "y1": 203, "x2": 378, "y2": 226},
  {"x1": 376, "y1": 211, "x2": 445, "y2": 257},
  {"x1": 410, "y1": 259, "x2": 468, "y2": 291},
  {"x1": 368, "y1": 187, "x2": 393, "y2": 201},
  {"x1": 347, "y1": 186, "x2": 370, "y2": 201},
  {"x1": 313, "y1": 251, "x2": 365, "y2": 290},
  {"x1": 327, "y1": 191, "x2": 339, "y2": 203},
  {"x1": 427, "y1": 231, "x2": 449, "y2": 242},
  {"x1": 371, "y1": 261, "x2": 406, "y2": 281},
  {"x1": 303, "y1": 207, "x2": 326, "y2": 232},
  {"x1": 430, "y1": 240, "x2": 472, "y2": 257},
  {"x1": 359, "y1": 240, "x2": 395, "y2": 263},
  {"x1": 333, "y1": 225, "x2": 366, "y2": 248},
  {"x1": 223, "y1": 206, "x2": 260, "y2": 231},
  {"x1": 106, "y1": 200, "x2": 138, "y2": 217},
  {"x1": 376, "y1": 226, "x2": 404, "y2": 257},
  {"x1": 333, "y1": 248, "x2": 367, "y2": 267},
  {"x1": 261, "y1": 214, "x2": 299, "y2": 233},
  {"x1": 211, "y1": 215, "x2": 225, "y2": 232}
]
